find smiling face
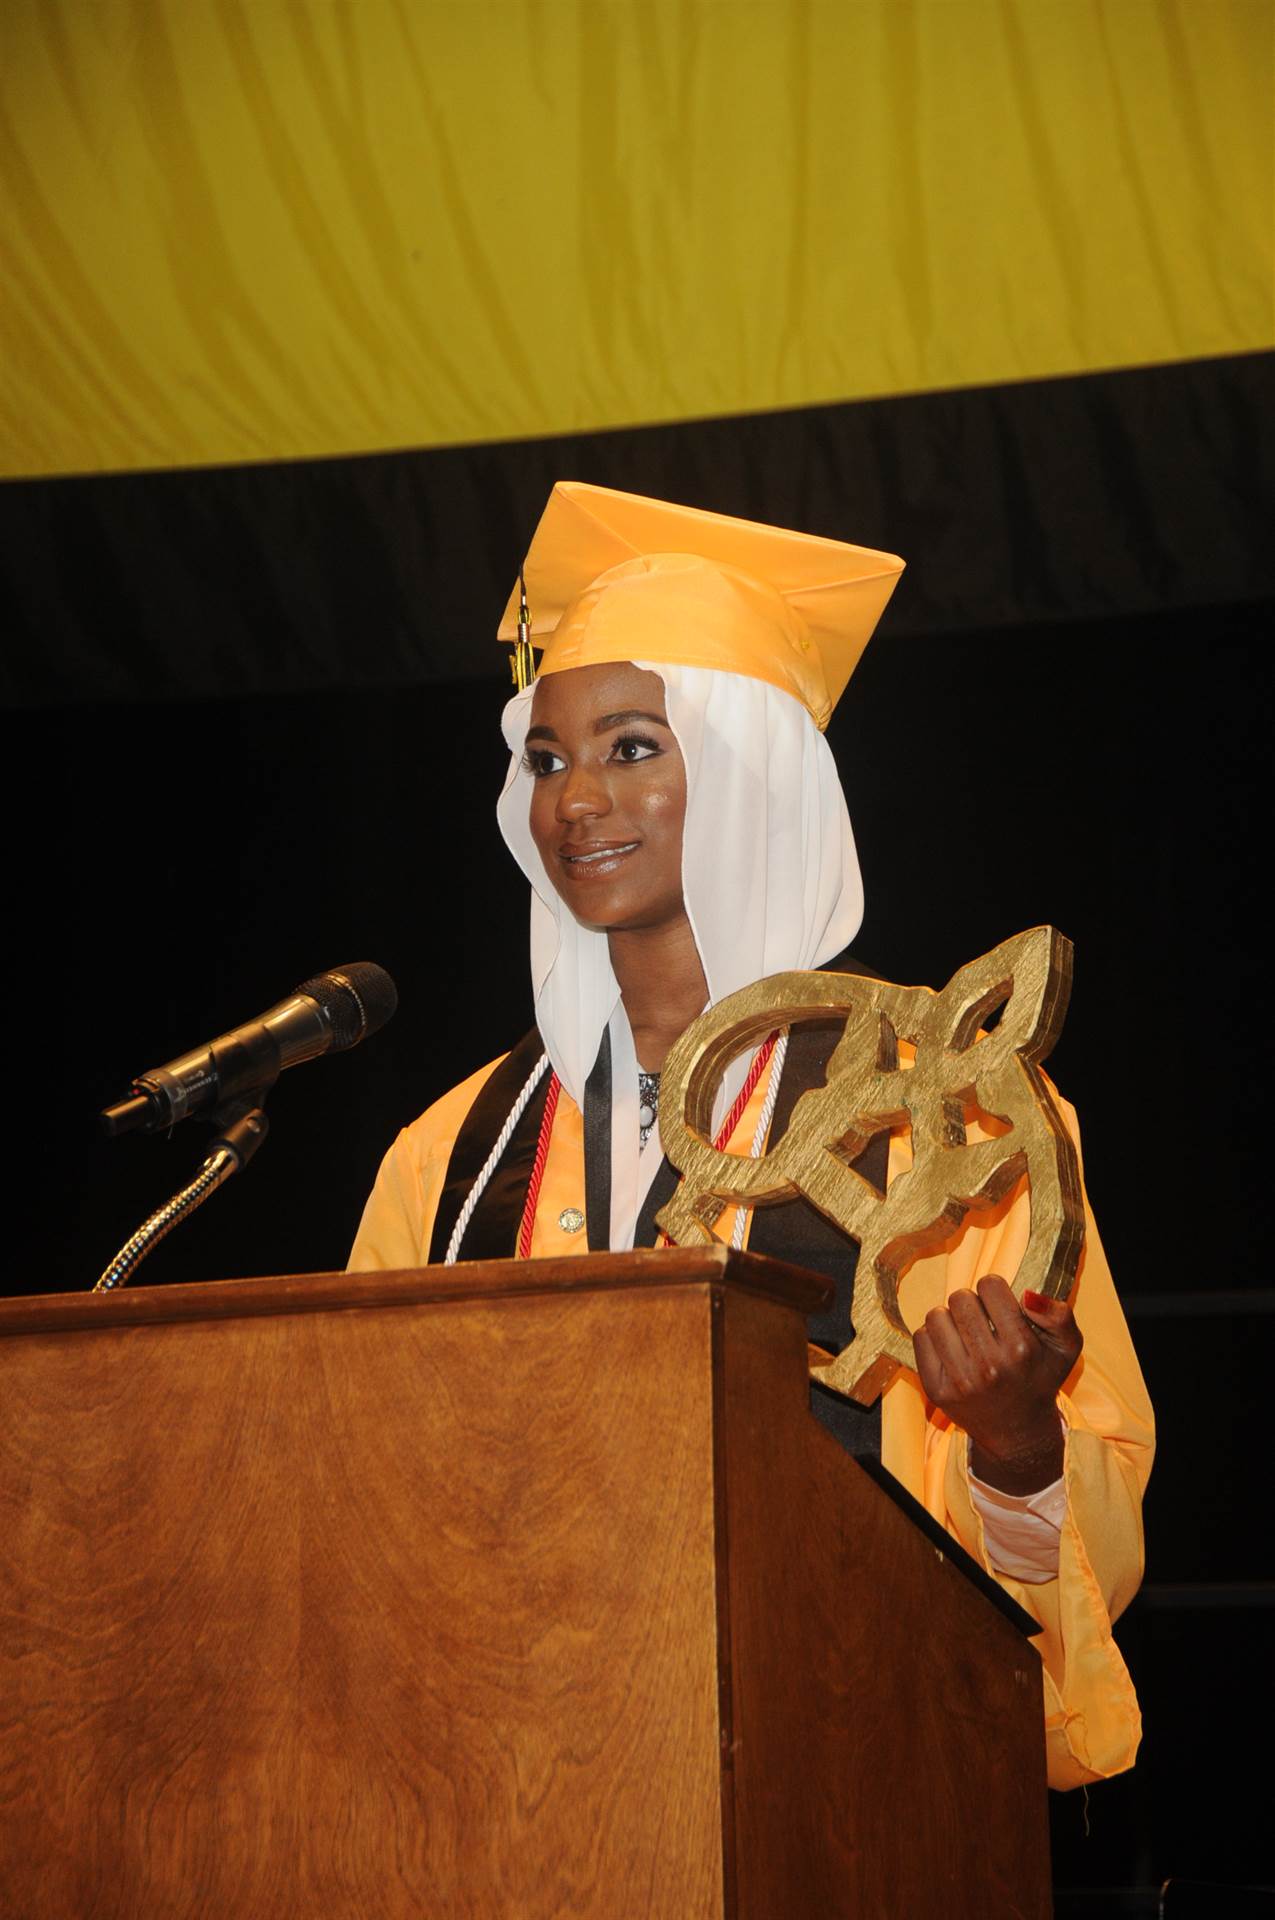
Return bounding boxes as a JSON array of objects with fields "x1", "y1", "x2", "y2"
[{"x1": 524, "y1": 662, "x2": 689, "y2": 934}]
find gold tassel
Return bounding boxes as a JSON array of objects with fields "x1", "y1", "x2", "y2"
[{"x1": 510, "y1": 571, "x2": 537, "y2": 691}]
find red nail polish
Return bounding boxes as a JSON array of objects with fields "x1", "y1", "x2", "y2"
[{"x1": 1023, "y1": 1289, "x2": 1048, "y2": 1311}]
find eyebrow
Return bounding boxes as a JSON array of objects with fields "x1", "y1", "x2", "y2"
[
  {"x1": 524, "y1": 708, "x2": 670, "y2": 744},
  {"x1": 593, "y1": 708, "x2": 670, "y2": 733}
]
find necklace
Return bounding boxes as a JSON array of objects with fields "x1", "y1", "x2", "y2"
[{"x1": 637, "y1": 1069, "x2": 661, "y2": 1151}]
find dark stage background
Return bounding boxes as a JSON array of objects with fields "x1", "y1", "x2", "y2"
[{"x1": 3, "y1": 371, "x2": 1272, "y2": 1909}]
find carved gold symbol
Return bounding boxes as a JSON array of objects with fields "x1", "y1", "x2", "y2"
[{"x1": 655, "y1": 927, "x2": 1084, "y2": 1404}]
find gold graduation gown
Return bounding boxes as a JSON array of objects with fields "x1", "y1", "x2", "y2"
[{"x1": 349, "y1": 1050, "x2": 1154, "y2": 1793}]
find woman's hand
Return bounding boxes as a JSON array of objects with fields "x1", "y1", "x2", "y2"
[{"x1": 912, "y1": 1275, "x2": 1083, "y2": 1495}]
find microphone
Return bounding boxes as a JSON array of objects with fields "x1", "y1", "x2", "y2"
[{"x1": 100, "y1": 962, "x2": 398, "y2": 1137}]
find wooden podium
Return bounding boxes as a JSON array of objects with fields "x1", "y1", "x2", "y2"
[{"x1": 0, "y1": 1249, "x2": 1050, "y2": 1918}]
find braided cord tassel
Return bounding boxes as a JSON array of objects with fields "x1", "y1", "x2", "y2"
[
  {"x1": 516, "y1": 1073, "x2": 562, "y2": 1257},
  {"x1": 444, "y1": 1052, "x2": 551, "y2": 1266},
  {"x1": 731, "y1": 1029, "x2": 789, "y2": 1250},
  {"x1": 659, "y1": 1030, "x2": 785, "y2": 1250}
]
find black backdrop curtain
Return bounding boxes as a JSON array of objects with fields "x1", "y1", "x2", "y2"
[{"x1": 3, "y1": 351, "x2": 1271, "y2": 706}]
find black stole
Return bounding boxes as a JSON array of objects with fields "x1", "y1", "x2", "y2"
[{"x1": 427, "y1": 1027, "x2": 553, "y2": 1265}]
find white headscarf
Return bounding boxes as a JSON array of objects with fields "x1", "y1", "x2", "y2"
[{"x1": 497, "y1": 663, "x2": 864, "y2": 1248}]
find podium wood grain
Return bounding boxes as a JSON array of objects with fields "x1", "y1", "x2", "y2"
[
  {"x1": 1, "y1": 1274, "x2": 729, "y2": 1917},
  {"x1": 0, "y1": 1253, "x2": 1050, "y2": 1918}
]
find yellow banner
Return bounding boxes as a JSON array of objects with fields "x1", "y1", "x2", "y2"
[{"x1": 2, "y1": 0, "x2": 1271, "y2": 477}]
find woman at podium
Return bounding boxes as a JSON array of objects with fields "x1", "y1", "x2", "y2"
[{"x1": 349, "y1": 482, "x2": 1153, "y2": 1794}]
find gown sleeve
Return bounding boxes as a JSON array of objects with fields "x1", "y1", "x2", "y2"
[
  {"x1": 883, "y1": 1091, "x2": 1155, "y2": 1790},
  {"x1": 347, "y1": 1057, "x2": 506, "y2": 1271}
]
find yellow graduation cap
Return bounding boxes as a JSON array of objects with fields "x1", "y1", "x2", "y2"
[{"x1": 498, "y1": 481, "x2": 905, "y2": 730}]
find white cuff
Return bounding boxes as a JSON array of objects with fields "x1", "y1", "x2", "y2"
[{"x1": 968, "y1": 1469, "x2": 1067, "y2": 1584}]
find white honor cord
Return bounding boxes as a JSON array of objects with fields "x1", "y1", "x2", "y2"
[
  {"x1": 730, "y1": 1029, "x2": 789, "y2": 1252},
  {"x1": 444, "y1": 1051, "x2": 550, "y2": 1266}
]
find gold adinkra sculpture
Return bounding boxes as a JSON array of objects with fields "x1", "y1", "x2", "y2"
[{"x1": 655, "y1": 927, "x2": 1084, "y2": 1405}]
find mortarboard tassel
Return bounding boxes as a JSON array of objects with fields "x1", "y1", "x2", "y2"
[{"x1": 510, "y1": 570, "x2": 537, "y2": 692}]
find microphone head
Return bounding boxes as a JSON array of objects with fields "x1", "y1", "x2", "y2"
[{"x1": 298, "y1": 963, "x2": 398, "y2": 1051}]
